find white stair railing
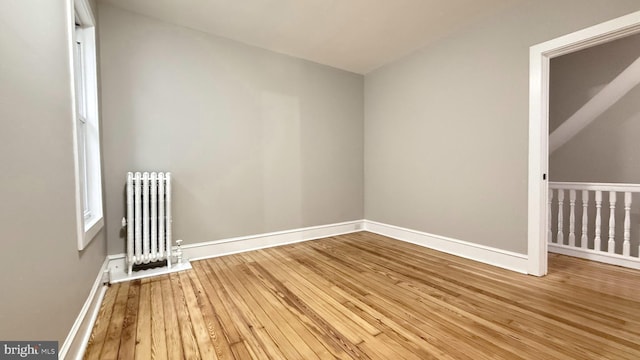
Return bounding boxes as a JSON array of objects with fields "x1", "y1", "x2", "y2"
[{"x1": 549, "y1": 182, "x2": 640, "y2": 269}]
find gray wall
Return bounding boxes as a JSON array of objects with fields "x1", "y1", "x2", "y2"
[
  {"x1": 99, "y1": 4, "x2": 364, "y2": 255},
  {"x1": 0, "y1": 0, "x2": 106, "y2": 344},
  {"x1": 550, "y1": 34, "x2": 640, "y2": 183},
  {"x1": 364, "y1": 0, "x2": 640, "y2": 254},
  {"x1": 550, "y1": 33, "x2": 640, "y2": 133}
]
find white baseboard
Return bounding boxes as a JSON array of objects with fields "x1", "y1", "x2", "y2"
[
  {"x1": 60, "y1": 258, "x2": 109, "y2": 360},
  {"x1": 180, "y1": 220, "x2": 364, "y2": 261},
  {"x1": 105, "y1": 219, "x2": 527, "y2": 281},
  {"x1": 363, "y1": 220, "x2": 529, "y2": 274},
  {"x1": 106, "y1": 220, "x2": 364, "y2": 281},
  {"x1": 549, "y1": 243, "x2": 640, "y2": 270}
]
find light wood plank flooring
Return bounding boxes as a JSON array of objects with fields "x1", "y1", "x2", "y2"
[{"x1": 84, "y1": 232, "x2": 640, "y2": 359}]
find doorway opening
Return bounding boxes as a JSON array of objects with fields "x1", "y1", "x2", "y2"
[{"x1": 528, "y1": 11, "x2": 640, "y2": 276}]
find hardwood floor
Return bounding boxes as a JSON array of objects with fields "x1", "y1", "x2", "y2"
[{"x1": 84, "y1": 232, "x2": 640, "y2": 359}]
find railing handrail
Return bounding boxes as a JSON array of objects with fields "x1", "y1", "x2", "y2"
[{"x1": 549, "y1": 181, "x2": 640, "y2": 193}]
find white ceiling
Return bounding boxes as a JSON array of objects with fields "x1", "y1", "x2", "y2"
[{"x1": 99, "y1": 0, "x2": 519, "y2": 74}]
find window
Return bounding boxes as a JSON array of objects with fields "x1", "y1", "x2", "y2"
[{"x1": 71, "y1": 0, "x2": 103, "y2": 250}]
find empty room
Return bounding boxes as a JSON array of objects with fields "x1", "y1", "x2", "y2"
[{"x1": 2, "y1": 0, "x2": 640, "y2": 359}]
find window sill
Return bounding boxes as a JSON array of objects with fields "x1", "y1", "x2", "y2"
[{"x1": 84, "y1": 215, "x2": 104, "y2": 246}]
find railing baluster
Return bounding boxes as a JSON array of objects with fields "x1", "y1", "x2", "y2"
[
  {"x1": 569, "y1": 190, "x2": 576, "y2": 247},
  {"x1": 595, "y1": 191, "x2": 602, "y2": 252},
  {"x1": 623, "y1": 192, "x2": 631, "y2": 256},
  {"x1": 581, "y1": 190, "x2": 589, "y2": 249},
  {"x1": 557, "y1": 189, "x2": 564, "y2": 245},
  {"x1": 549, "y1": 182, "x2": 640, "y2": 268},
  {"x1": 608, "y1": 191, "x2": 616, "y2": 254},
  {"x1": 548, "y1": 189, "x2": 554, "y2": 243}
]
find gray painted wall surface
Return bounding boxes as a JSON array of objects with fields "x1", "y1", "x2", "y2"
[
  {"x1": 549, "y1": 33, "x2": 640, "y2": 133},
  {"x1": 99, "y1": 4, "x2": 364, "y2": 255},
  {"x1": 0, "y1": 0, "x2": 106, "y2": 344},
  {"x1": 364, "y1": 0, "x2": 640, "y2": 254},
  {"x1": 550, "y1": 34, "x2": 640, "y2": 183}
]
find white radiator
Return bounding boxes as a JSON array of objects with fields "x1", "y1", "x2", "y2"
[{"x1": 124, "y1": 171, "x2": 172, "y2": 275}]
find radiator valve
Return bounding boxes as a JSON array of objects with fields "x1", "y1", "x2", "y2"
[{"x1": 175, "y1": 239, "x2": 183, "y2": 264}]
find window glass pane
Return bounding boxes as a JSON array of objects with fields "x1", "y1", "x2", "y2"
[
  {"x1": 74, "y1": 33, "x2": 87, "y2": 121},
  {"x1": 77, "y1": 120, "x2": 90, "y2": 218}
]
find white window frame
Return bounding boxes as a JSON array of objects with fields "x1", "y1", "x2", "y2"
[{"x1": 69, "y1": 0, "x2": 103, "y2": 250}]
